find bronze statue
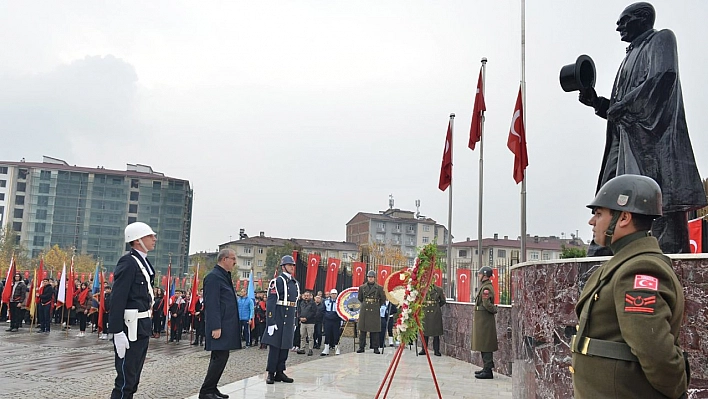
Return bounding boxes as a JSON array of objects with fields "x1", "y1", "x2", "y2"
[{"x1": 576, "y1": 2, "x2": 706, "y2": 254}]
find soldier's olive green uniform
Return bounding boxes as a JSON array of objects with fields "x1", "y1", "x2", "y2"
[
  {"x1": 357, "y1": 282, "x2": 385, "y2": 351},
  {"x1": 472, "y1": 278, "x2": 498, "y2": 370},
  {"x1": 421, "y1": 285, "x2": 446, "y2": 355},
  {"x1": 571, "y1": 232, "x2": 687, "y2": 399}
]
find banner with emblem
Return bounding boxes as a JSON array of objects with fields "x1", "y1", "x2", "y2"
[
  {"x1": 688, "y1": 217, "x2": 703, "y2": 253},
  {"x1": 305, "y1": 254, "x2": 320, "y2": 290},
  {"x1": 325, "y1": 258, "x2": 340, "y2": 293},
  {"x1": 490, "y1": 268, "x2": 499, "y2": 299},
  {"x1": 432, "y1": 269, "x2": 443, "y2": 287},
  {"x1": 352, "y1": 261, "x2": 366, "y2": 287},
  {"x1": 377, "y1": 265, "x2": 392, "y2": 286},
  {"x1": 456, "y1": 268, "x2": 471, "y2": 302}
]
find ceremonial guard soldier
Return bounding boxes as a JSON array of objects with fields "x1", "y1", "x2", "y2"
[
  {"x1": 357, "y1": 270, "x2": 386, "y2": 354},
  {"x1": 419, "y1": 284, "x2": 446, "y2": 356},
  {"x1": 471, "y1": 266, "x2": 498, "y2": 380},
  {"x1": 262, "y1": 255, "x2": 300, "y2": 384}
]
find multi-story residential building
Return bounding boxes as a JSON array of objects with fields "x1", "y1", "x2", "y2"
[
  {"x1": 346, "y1": 207, "x2": 448, "y2": 266},
  {"x1": 218, "y1": 232, "x2": 358, "y2": 280},
  {"x1": 451, "y1": 233, "x2": 588, "y2": 269},
  {"x1": 0, "y1": 156, "x2": 193, "y2": 274}
]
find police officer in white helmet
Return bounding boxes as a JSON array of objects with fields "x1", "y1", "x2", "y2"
[{"x1": 109, "y1": 222, "x2": 157, "y2": 399}]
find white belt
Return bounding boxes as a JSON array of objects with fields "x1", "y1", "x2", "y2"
[{"x1": 137, "y1": 310, "x2": 151, "y2": 319}]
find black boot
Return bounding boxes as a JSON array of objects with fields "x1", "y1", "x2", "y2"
[
  {"x1": 192, "y1": 339, "x2": 199, "y2": 345},
  {"x1": 474, "y1": 369, "x2": 483, "y2": 375},
  {"x1": 274, "y1": 372, "x2": 294, "y2": 383},
  {"x1": 373, "y1": 348, "x2": 380, "y2": 354},
  {"x1": 475, "y1": 369, "x2": 493, "y2": 379},
  {"x1": 266, "y1": 373, "x2": 275, "y2": 384},
  {"x1": 418, "y1": 349, "x2": 426, "y2": 355}
]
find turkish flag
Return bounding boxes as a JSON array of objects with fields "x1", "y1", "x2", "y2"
[
  {"x1": 352, "y1": 262, "x2": 366, "y2": 287},
  {"x1": 456, "y1": 269, "x2": 471, "y2": 302},
  {"x1": 1, "y1": 258, "x2": 15, "y2": 304},
  {"x1": 306, "y1": 254, "x2": 320, "y2": 290},
  {"x1": 109, "y1": 273, "x2": 114, "y2": 283},
  {"x1": 490, "y1": 268, "x2": 500, "y2": 300},
  {"x1": 689, "y1": 218, "x2": 703, "y2": 253},
  {"x1": 432, "y1": 269, "x2": 443, "y2": 287},
  {"x1": 377, "y1": 265, "x2": 392, "y2": 286},
  {"x1": 163, "y1": 263, "x2": 171, "y2": 317},
  {"x1": 325, "y1": 258, "x2": 340, "y2": 293},
  {"x1": 469, "y1": 67, "x2": 486, "y2": 150},
  {"x1": 439, "y1": 121, "x2": 453, "y2": 191},
  {"x1": 65, "y1": 263, "x2": 74, "y2": 309},
  {"x1": 508, "y1": 85, "x2": 528, "y2": 184}
]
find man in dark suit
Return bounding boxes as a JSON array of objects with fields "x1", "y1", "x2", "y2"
[
  {"x1": 261, "y1": 255, "x2": 300, "y2": 384},
  {"x1": 109, "y1": 222, "x2": 157, "y2": 399},
  {"x1": 198, "y1": 249, "x2": 241, "y2": 399}
]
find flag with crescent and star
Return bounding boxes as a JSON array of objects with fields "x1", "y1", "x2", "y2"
[
  {"x1": 507, "y1": 85, "x2": 528, "y2": 184},
  {"x1": 352, "y1": 261, "x2": 366, "y2": 287},
  {"x1": 377, "y1": 265, "x2": 392, "y2": 286},
  {"x1": 306, "y1": 254, "x2": 321, "y2": 290},
  {"x1": 456, "y1": 268, "x2": 471, "y2": 302},
  {"x1": 325, "y1": 258, "x2": 340, "y2": 293}
]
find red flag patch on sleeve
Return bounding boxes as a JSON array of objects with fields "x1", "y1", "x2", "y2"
[
  {"x1": 633, "y1": 274, "x2": 659, "y2": 290},
  {"x1": 624, "y1": 291, "x2": 657, "y2": 314},
  {"x1": 482, "y1": 289, "x2": 490, "y2": 299}
]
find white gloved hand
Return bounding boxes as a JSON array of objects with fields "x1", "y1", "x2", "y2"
[
  {"x1": 267, "y1": 324, "x2": 278, "y2": 336},
  {"x1": 114, "y1": 332, "x2": 130, "y2": 359}
]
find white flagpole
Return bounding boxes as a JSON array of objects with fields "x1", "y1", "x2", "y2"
[
  {"x1": 477, "y1": 58, "x2": 487, "y2": 272},
  {"x1": 520, "y1": 0, "x2": 528, "y2": 263},
  {"x1": 446, "y1": 113, "x2": 455, "y2": 299}
]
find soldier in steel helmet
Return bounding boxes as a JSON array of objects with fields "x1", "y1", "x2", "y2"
[
  {"x1": 109, "y1": 222, "x2": 157, "y2": 399},
  {"x1": 262, "y1": 255, "x2": 301, "y2": 384},
  {"x1": 471, "y1": 265, "x2": 498, "y2": 379},
  {"x1": 571, "y1": 174, "x2": 688, "y2": 398},
  {"x1": 356, "y1": 269, "x2": 386, "y2": 354}
]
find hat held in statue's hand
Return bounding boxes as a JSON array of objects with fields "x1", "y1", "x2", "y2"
[{"x1": 560, "y1": 54, "x2": 596, "y2": 92}]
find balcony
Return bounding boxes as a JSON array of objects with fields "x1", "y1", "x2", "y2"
[
  {"x1": 238, "y1": 252, "x2": 254, "y2": 258},
  {"x1": 405, "y1": 229, "x2": 416, "y2": 235}
]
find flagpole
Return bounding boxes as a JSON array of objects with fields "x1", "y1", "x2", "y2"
[
  {"x1": 446, "y1": 113, "x2": 455, "y2": 299},
  {"x1": 477, "y1": 58, "x2": 487, "y2": 272},
  {"x1": 519, "y1": 0, "x2": 527, "y2": 263}
]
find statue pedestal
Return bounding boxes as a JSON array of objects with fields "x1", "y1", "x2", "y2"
[{"x1": 510, "y1": 255, "x2": 708, "y2": 398}]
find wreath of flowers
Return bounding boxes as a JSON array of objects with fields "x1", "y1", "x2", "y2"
[{"x1": 393, "y1": 242, "x2": 442, "y2": 344}]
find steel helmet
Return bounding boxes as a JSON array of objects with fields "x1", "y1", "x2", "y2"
[
  {"x1": 478, "y1": 266, "x2": 493, "y2": 277},
  {"x1": 280, "y1": 255, "x2": 295, "y2": 266},
  {"x1": 367, "y1": 270, "x2": 376, "y2": 277},
  {"x1": 587, "y1": 174, "x2": 663, "y2": 217},
  {"x1": 124, "y1": 222, "x2": 156, "y2": 243}
]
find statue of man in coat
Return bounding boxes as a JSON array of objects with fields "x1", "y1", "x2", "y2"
[{"x1": 578, "y1": 2, "x2": 707, "y2": 254}]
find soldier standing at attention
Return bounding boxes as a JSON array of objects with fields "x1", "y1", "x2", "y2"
[
  {"x1": 357, "y1": 270, "x2": 386, "y2": 354},
  {"x1": 262, "y1": 255, "x2": 300, "y2": 385},
  {"x1": 419, "y1": 284, "x2": 446, "y2": 356},
  {"x1": 571, "y1": 174, "x2": 687, "y2": 398},
  {"x1": 471, "y1": 266, "x2": 498, "y2": 379}
]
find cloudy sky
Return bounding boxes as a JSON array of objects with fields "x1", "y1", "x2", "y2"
[{"x1": 1, "y1": 1, "x2": 706, "y2": 253}]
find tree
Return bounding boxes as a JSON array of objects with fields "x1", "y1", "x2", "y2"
[
  {"x1": 41, "y1": 245, "x2": 97, "y2": 278},
  {"x1": 187, "y1": 253, "x2": 212, "y2": 289},
  {"x1": 360, "y1": 239, "x2": 408, "y2": 271},
  {"x1": 264, "y1": 242, "x2": 297, "y2": 279},
  {"x1": 560, "y1": 245, "x2": 587, "y2": 259},
  {"x1": 0, "y1": 223, "x2": 29, "y2": 273}
]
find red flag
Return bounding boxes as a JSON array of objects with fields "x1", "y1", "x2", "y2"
[
  {"x1": 258, "y1": 278, "x2": 262, "y2": 290},
  {"x1": 34, "y1": 259, "x2": 45, "y2": 306},
  {"x1": 65, "y1": 261, "x2": 74, "y2": 309},
  {"x1": 438, "y1": 121, "x2": 453, "y2": 191},
  {"x1": 352, "y1": 262, "x2": 366, "y2": 287},
  {"x1": 377, "y1": 265, "x2": 392, "y2": 286},
  {"x1": 456, "y1": 269, "x2": 471, "y2": 302},
  {"x1": 161, "y1": 275, "x2": 167, "y2": 287},
  {"x1": 490, "y1": 268, "x2": 500, "y2": 300},
  {"x1": 508, "y1": 86, "x2": 528, "y2": 184},
  {"x1": 1, "y1": 258, "x2": 14, "y2": 304},
  {"x1": 689, "y1": 218, "x2": 703, "y2": 253},
  {"x1": 188, "y1": 264, "x2": 200, "y2": 313},
  {"x1": 305, "y1": 254, "x2": 320, "y2": 290},
  {"x1": 98, "y1": 271, "x2": 105, "y2": 333},
  {"x1": 109, "y1": 273, "x2": 114, "y2": 283},
  {"x1": 469, "y1": 67, "x2": 486, "y2": 150},
  {"x1": 235, "y1": 279, "x2": 241, "y2": 290},
  {"x1": 432, "y1": 269, "x2": 443, "y2": 287},
  {"x1": 325, "y1": 258, "x2": 340, "y2": 293},
  {"x1": 163, "y1": 263, "x2": 171, "y2": 317}
]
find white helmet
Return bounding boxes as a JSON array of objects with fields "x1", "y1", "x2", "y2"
[{"x1": 125, "y1": 222, "x2": 156, "y2": 243}]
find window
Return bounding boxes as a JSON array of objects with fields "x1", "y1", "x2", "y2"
[
  {"x1": 128, "y1": 204, "x2": 138, "y2": 213},
  {"x1": 376, "y1": 233, "x2": 385, "y2": 242},
  {"x1": 153, "y1": 181, "x2": 162, "y2": 190},
  {"x1": 423, "y1": 225, "x2": 430, "y2": 232},
  {"x1": 130, "y1": 191, "x2": 139, "y2": 201},
  {"x1": 257, "y1": 272, "x2": 262, "y2": 279},
  {"x1": 377, "y1": 222, "x2": 386, "y2": 230},
  {"x1": 258, "y1": 247, "x2": 264, "y2": 254},
  {"x1": 150, "y1": 218, "x2": 159, "y2": 227},
  {"x1": 258, "y1": 260, "x2": 263, "y2": 267},
  {"x1": 422, "y1": 236, "x2": 430, "y2": 244},
  {"x1": 246, "y1": 260, "x2": 252, "y2": 267},
  {"x1": 0, "y1": 180, "x2": 5, "y2": 187},
  {"x1": 152, "y1": 193, "x2": 160, "y2": 202},
  {"x1": 35, "y1": 223, "x2": 46, "y2": 233},
  {"x1": 458, "y1": 249, "x2": 468, "y2": 258},
  {"x1": 128, "y1": 216, "x2": 137, "y2": 224},
  {"x1": 498, "y1": 249, "x2": 506, "y2": 258},
  {"x1": 407, "y1": 225, "x2": 415, "y2": 233},
  {"x1": 0, "y1": 193, "x2": 4, "y2": 200},
  {"x1": 33, "y1": 236, "x2": 45, "y2": 246},
  {"x1": 242, "y1": 271, "x2": 249, "y2": 279},
  {"x1": 151, "y1": 205, "x2": 160, "y2": 215},
  {"x1": 16, "y1": 182, "x2": 26, "y2": 192},
  {"x1": 530, "y1": 251, "x2": 539, "y2": 261},
  {"x1": 111, "y1": 177, "x2": 123, "y2": 185},
  {"x1": 395, "y1": 223, "x2": 401, "y2": 231},
  {"x1": 12, "y1": 222, "x2": 21, "y2": 232},
  {"x1": 15, "y1": 195, "x2": 24, "y2": 205},
  {"x1": 0, "y1": 166, "x2": 7, "y2": 174},
  {"x1": 39, "y1": 183, "x2": 50, "y2": 194},
  {"x1": 18, "y1": 169, "x2": 28, "y2": 179},
  {"x1": 13, "y1": 208, "x2": 23, "y2": 218},
  {"x1": 131, "y1": 179, "x2": 140, "y2": 188},
  {"x1": 542, "y1": 253, "x2": 551, "y2": 261},
  {"x1": 40, "y1": 170, "x2": 51, "y2": 180},
  {"x1": 36, "y1": 209, "x2": 47, "y2": 220},
  {"x1": 244, "y1": 246, "x2": 252, "y2": 254}
]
